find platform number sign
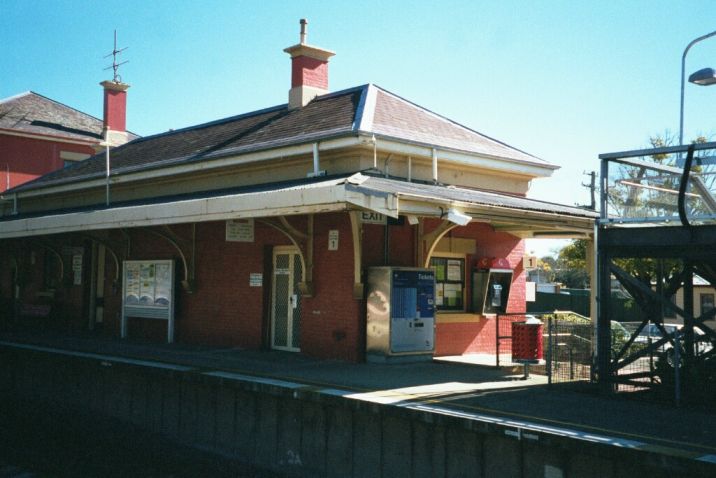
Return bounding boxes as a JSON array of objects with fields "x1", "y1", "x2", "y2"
[{"x1": 328, "y1": 229, "x2": 339, "y2": 251}]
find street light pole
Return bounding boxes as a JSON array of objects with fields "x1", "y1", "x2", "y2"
[{"x1": 679, "y1": 30, "x2": 716, "y2": 146}]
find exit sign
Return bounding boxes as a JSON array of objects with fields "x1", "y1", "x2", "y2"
[{"x1": 360, "y1": 211, "x2": 386, "y2": 224}]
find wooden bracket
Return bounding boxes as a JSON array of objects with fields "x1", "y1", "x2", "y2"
[
  {"x1": 259, "y1": 215, "x2": 314, "y2": 296},
  {"x1": 77, "y1": 231, "x2": 125, "y2": 284},
  {"x1": 421, "y1": 220, "x2": 459, "y2": 268},
  {"x1": 143, "y1": 225, "x2": 197, "y2": 293},
  {"x1": 27, "y1": 239, "x2": 65, "y2": 281},
  {"x1": 349, "y1": 211, "x2": 364, "y2": 299}
]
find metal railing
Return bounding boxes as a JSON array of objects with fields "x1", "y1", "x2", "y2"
[
  {"x1": 599, "y1": 141, "x2": 716, "y2": 227},
  {"x1": 494, "y1": 312, "x2": 594, "y2": 385}
]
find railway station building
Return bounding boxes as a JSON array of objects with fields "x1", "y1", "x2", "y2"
[{"x1": 0, "y1": 23, "x2": 596, "y2": 362}]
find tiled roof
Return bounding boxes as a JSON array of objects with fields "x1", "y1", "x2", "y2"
[
  {"x1": 0, "y1": 91, "x2": 104, "y2": 142},
  {"x1": 369, "y1": 88, "x2": 542, "y2": 164},
  {"x1": 9, "y1": 84, "x2": 549, "y2": 193}
]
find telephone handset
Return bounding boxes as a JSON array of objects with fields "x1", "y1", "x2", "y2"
[{"x1": 490, "y1": 283, "x2": 503, "y2": 308}]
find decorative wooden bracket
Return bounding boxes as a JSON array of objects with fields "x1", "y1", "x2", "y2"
[
  {"x1": 144, "y1": 224, "x2": 197, "y2": 293},
  {"x1": 77, "y1": 231, "x2": 124, "y2": 285},
  {"x1": 349, "y1": 211, "x2": 364, "y2": 299},
  {"x1": 27, "y1": 239, "x2": 64, "y2": 281},
  {"x1": 258, "y1": 215, "x2": 315, "y2": 297},
  {"x1": 421, "y1": 220, "x2": 459, "y2": 268}
]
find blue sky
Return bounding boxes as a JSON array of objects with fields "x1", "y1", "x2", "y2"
[{"x1": 2, "y1": 1, "x2": 716, "y2": 256}]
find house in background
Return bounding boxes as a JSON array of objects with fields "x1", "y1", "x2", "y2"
[
  {"x1": 0, "y1": 21, "x2": 596, "y2": 362},
  {"x1": 0, "y1": 82, "x2": 136, "y2": 193}
]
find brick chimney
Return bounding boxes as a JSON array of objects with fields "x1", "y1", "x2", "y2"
[
  {"x1": 284, "y1": 19, "x2": 335, "y2": 109},
  {"x1": 100, "y1": 80, "x2": 130, "y2": 146}
]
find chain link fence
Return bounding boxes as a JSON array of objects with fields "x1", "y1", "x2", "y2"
[{"x1": 543, "y1": 313, "x2": 593, "y2": 384}]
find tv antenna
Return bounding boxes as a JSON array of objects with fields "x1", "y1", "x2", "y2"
[{"x1": 104, "y1": 29, "x2": 128, "y2": 82}]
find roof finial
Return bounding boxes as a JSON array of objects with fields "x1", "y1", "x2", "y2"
[
  {"x1": 103, "y1": 29, "x2": 129, "y2": 83},
  {"x1": 300, "y1": 18, "x2": 308, "y2": 44}
]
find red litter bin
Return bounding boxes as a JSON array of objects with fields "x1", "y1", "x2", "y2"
[{"x1": 511, "y1": 316, "x2": 543, "y2": 362}]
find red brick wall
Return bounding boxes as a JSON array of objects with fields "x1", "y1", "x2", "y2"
[
  {"x1": 100, "y1": 222, "x2": 290, "y2": 348},
  {"x1": 388, "y1": 222, "x2": 416, "y2": 266},
  {"x1": 421, "y1": 220, "x2": 526, "y2": 356},
  {"x1": 362, "y1": 224, "x2": 386, "y2": 267},
  {"x1": 434, "y1": 315, "x2": 529, "y2": 356},
  {"x1": 94, "y1": 214, "x2": 363, "y2": 361},
  {"x1": 291, "y1": 56, "x2": 329, "y2": 89},
  {"x1": 361, "y1": 221, "x2": 416, "y2": 268},
  {"x1": 0, "y1": 135, "x2": 96, "y2": 192},
  {"x1": 0, "y1": 211, "x2": 527, "y2": 362},
  {"x1": 357, "y1": 218, "x2": 527, "y2": 357},
  {"x1": 301, "y1": 213, "x2": 363, "y2": 361},
  {"x1": 103, "y1": 88, "x2": 127, "y2": 132}
]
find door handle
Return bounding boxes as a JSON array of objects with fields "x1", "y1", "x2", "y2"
[{"x1": 290, "y1": 294, "x2": 298, "y2": 308}]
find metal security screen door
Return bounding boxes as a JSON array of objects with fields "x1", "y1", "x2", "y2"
[{"x1": 271, "y1": 247, "x2": 303, "y2": 351}]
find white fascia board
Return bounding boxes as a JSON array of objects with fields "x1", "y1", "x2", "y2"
[
  {"x1": 0, "y1": 184, "x2": 351, "y2": 239},
  {"x1": 361, "y1": 136, "x2": 558, "y2": 179},
  {"x1": 15, "y1": 136, "x2": 366, "y2": 200},
  {"x1": 344, "y1": 188, "x2": 400, "y2": 218},
  {"x1": 396, "y1": 196, "x2": 594, "y2": 232}
]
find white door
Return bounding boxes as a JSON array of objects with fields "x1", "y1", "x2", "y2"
[{"x1": 271, "y1": 247, "x2": 302, "y2": 351}]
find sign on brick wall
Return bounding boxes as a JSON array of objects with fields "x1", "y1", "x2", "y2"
[{"x1": 226, "y1": 219, "x2": 254, "y2": 242}]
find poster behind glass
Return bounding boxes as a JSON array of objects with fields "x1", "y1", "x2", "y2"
[{"x1": 124, "y1": 261, "x2": 173, "y2": 309}]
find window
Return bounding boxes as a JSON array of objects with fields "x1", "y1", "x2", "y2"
[
  {"x1": 700, "y1": 293, "x2": 714, "y2": 315},
  {"x1": 430, "y1": 256, "x2": 465, "y2": 311},
  {"x1": 60, "y1": 151, "x2": 90, "y2": 168}
]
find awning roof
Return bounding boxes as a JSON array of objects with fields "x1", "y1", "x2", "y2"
[{"x1": 0, "y1": 173, "x2": 596, "y2": 240}]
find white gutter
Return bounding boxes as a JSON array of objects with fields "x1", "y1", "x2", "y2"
[
  {"x1": 370, "y1": 136, "x2": 558, "y2": 178},
  {"x1": 12, "y1": 136, "x2": 360, "y2": 200},
  {"x1": 0, "y1": 174, "x2": 593, "y2": 240},
  {"x1": 10, "y1": 133, "x2": 557, "y2": 200},
  {"x1": 0, "y1": 184, "x2": 350, "y2": 239}
]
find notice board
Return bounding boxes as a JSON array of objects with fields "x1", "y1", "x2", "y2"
[{"x1": 121, "y1": 260, "x2": 176, "y2": 343}]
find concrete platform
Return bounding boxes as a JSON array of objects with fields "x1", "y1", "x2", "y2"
[{"x1": 1, "y1": 329, "x2": 715, "y2": 472}]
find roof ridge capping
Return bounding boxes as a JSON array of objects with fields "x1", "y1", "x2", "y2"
[
  {"x1": 366, "y1": 85, "x2": 548, "y2": 164},
  {"x1": 0, "y1": 91, "x2": 33, "y2": 105}
]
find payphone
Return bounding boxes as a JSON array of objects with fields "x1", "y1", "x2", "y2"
[{"x1": 471, "y1": 258, "x2": 513, "y2": 315}]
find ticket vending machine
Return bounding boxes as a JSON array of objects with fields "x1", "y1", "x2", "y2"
[{"x1": 366, "y1": 267, "x2": 436, "y2": 362}]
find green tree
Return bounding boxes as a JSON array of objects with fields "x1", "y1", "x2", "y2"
[
  {"x1": 533, "y1": 256, "x2": 556, "y2": 283},
  {"x1": 554, "y1": 239, "x2": 590, "y2": 288}
]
